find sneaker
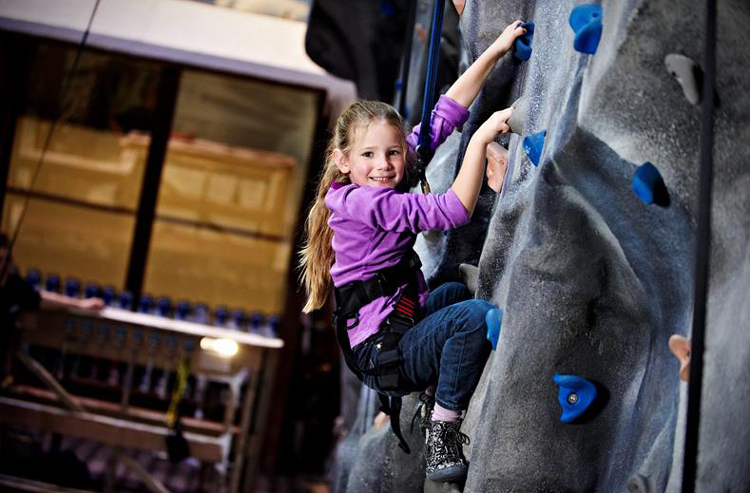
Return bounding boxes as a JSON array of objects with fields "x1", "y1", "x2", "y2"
[
  {"x1": 411, "y1": 392, "x2": 435, "y2": 436},
  {"x1": 425, "y1": 419, "x2": 470, "y2": 482}
]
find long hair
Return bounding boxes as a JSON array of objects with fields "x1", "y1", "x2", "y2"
[{"x1": 299, "y1": 100, "x2": 409, "y2": 313}]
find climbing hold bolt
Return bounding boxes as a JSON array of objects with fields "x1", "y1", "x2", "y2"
[
  {"x1": 569, "y1": 4, "x2": 602, "y2": 54},
  {"x1": 665, "y1": 54, "x2": 702, "y2": 106},
  {"x1": 485, "y1": 308, "x2": 503, "y2": 351},
  {"x1": 553, "y1": 374, "x2": 597, "y2": 423},
  {"x1": 507, "y1": 95, "x2": 529, "y2": 135},
  {"x1": 513, "y1": 22, "x2": 535, "y2": 61},
  {"x1": 523, "y1": 130, "x2": 547, "y2": 166},
  {"x1": 631, "y1": 162, "x2": 670, "y2": 207}
]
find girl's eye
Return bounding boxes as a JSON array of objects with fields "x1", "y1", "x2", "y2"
[
  {"x1": 388, "y1": 149, "x2": 401, "y2": 156},
  {"x1": 362, "y1": 151, "x2": 373, "y2": 158}
]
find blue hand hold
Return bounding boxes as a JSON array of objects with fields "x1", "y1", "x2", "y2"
[
  {"x1": 632, "y1": 162, "x2": 669, "y2": 206},
  {"x1": 569, "y1": 4, "x2": 602, "y2": 54},
  {"x1": 523, "y1": 130, "x2": 547, "y2": 166},
  {"x1": 553, "y1": 374, "x2": 598, "y2": 423},
  {"x1": 485, "y1": 308, "x2": 503, "y2": 351},
  {"x1": 513, "y1": 22, "x2": 535, "y2": 61}
]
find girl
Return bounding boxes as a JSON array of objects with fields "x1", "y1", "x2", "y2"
[{"x1": 300, "y1": 20, "x2": 526, "y2": 483}]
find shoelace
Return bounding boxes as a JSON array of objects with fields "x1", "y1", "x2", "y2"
[
  {"x1": 428, "y1": 422, "x2": 470, "y2": 466},
  {"x1": 410, "y1": 392, "x2": 434, "y2": 434}
]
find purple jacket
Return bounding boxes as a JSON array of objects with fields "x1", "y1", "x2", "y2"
[{"x1": 326, "y1": 95, "x2": 470, "y2": 347}]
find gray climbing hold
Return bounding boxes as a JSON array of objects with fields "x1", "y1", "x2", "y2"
[
  {"x1": 507, "y1": 95, "x2": 529, "y2": 135},
  {"x1": 665, "y1": 54, "x2": 701, "y2": 106},
  {"x1": 626, "y1": 473, "x2": 653, "y2": 493},
  {"x1": 458, "y1": 263, "x2": 479, "y2": 295}
]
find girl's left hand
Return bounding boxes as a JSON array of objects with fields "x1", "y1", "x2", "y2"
[
  {"x1": 488, "y1": 20, "x2": 527, "y2": 58},
  {"x1": 474, "y1": 107, "x2": 514, "y2": 144}
]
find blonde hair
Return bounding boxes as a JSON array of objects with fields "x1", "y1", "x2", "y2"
[{"x1": 299, "y1": 100, "x2": 410, "y2": 313}]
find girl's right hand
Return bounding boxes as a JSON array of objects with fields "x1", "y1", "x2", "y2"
[{"x1": 474, "y1": 107, "x2": 514, "y2": 144}]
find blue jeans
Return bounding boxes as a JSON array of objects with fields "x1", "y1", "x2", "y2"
[{"x1": 353, "y1": 282, "x2": 493, "y2": 411}]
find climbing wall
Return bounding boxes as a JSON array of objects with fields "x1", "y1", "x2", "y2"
[{"x1": 333, "y1": 0, "x2": 750, "y2": 491}]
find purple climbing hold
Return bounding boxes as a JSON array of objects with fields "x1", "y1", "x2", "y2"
[
  {"x1": 553, "y1": 374, "x2": 597, "y2": 423},
  {"x1": 485, "y1": 308, "x2": 503, "y2": 351},
  {"x1": 632, "y1": 162, "x2": 670, "y2": 207},
  {"x1": 513, "y1": 22, "x2": 535, "y2": 61},
  {"x1": 523, "y1": 130, "x2": 547, "y2": 166},
  {"x1": 569, "y1": 4, "x2": 602, "y2": 54}
]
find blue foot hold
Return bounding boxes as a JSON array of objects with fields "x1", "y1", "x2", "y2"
[
  {"x1": 485, "y1": 308, "x2": 503, "y2": 351},
  {"x1": 569, "y1": 4, "x2": 602, "y2": 54},
  {"x1": 513, "y1": 22, "x2": 535, "y2": 61},
  {"x1": 523, "y1": 130, "x2": 547, "y2": 166},
  {"x1": 632, "y1": 162, "x2": 670, "y2": 207},
  {"x1": 553, "y1": 374, "x2": 597, "y2": 423}
]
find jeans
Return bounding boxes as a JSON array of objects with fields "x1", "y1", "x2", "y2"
[{"x1": 353, "y1": 282, "x2": 493, "y2": 411}]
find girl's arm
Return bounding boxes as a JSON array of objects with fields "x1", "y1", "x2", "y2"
[
  {"x1": 445, "y1": 20, "x2": 526, "y2": 108},
  {"x1": 451, "y1": 108, "x2": 513, "y2": 215}
]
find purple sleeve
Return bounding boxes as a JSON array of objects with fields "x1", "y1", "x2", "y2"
[
  {"x1": 338, "y1": 186, "x2": 470, "y2": 233},
  {"x1": 406, "y1": 94, "x2": 471, "y2": 154}
]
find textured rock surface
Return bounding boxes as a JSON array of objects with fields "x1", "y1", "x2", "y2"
[{"x1": 336, "y1": 0, "x2": 749, "y2": 491}]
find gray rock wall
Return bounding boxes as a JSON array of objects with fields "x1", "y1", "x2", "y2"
[{"x1": 339, "y1": 0, "x2": 750, "y2": 491}]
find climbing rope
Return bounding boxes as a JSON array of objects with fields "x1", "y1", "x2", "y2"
[
  {"x1": 415, "y1": 0, "x2": 447, "y2": 194},
  {"x1": 0, "y1": 0, "x2": 102, "y2": 283},
  {"x1": 682, "y1": 0, "x2": 716, "y2": 491}
]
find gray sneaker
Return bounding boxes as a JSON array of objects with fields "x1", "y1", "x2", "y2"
[{"x1": 425, "y1": 419, "x2": 470, "y2": 482}]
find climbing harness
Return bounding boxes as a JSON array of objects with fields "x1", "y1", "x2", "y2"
[
  {"x1": 414, "y1": 0, "x2": 447, "y2": 194},
  {"x1": 333, "y1": 250, "x2": 423, "y2": 453}
]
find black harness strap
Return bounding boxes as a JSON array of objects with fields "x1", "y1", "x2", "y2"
[
  {"x1": 333, "y1": 251, "x2": 421, "y2": 381},
  {"x1": 333, "y1": 250, "x2": 422, "y2": 454}
]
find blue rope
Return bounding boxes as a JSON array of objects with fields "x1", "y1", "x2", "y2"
[{"x1": 417, "y1": 0, "x2": 446, "y2": 160}]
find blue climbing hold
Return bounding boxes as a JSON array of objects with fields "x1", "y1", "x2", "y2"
[
  {"x1": 569, "y1": 4, "x2": 602, "y2": 54},
  {"x1": 485, "y1": 308, "x2": 503, "y2": 351},
  {"x1": 632, "y1": 162, "x2": 669, "y2": 206},
  {"x1": 523, "y1": 130, "x2": 547, "y2": 166},
  {"x1": 513, "y1": 22, "x2": 535, "y2": 61},
  {"x1": 553, "y1": 374, "x2": 597, "y2": 423}
]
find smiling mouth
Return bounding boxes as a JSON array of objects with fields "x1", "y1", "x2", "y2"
[{"x1": 370, "y1": 176, "x2": 395, "y2": 182}]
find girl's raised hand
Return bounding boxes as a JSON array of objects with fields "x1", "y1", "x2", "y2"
[
  {"x1": 474, "y1": 107, "x2": 514, "y2": 145},
  {"x1": 488, "y1": 20, "x2": 527, "y2": 59}
]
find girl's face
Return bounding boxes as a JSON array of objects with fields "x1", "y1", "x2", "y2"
[{"x1": 334, "y1": 120, "x2": 405, "y2": 189}]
